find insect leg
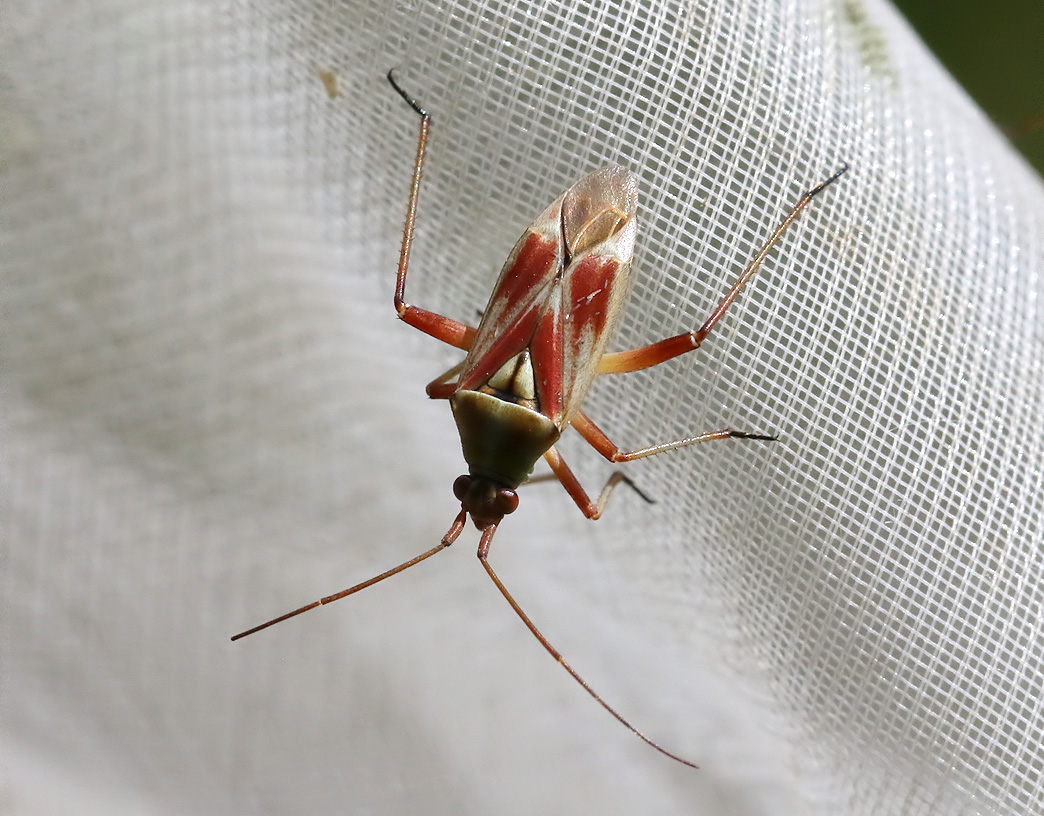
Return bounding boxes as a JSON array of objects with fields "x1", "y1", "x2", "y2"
[
  {"x1": 597, "y1": 165, "x2": 848, "y2": 375},
  {"x1": 475, "y1": 523, "x2": 698, "y2": 768},
  {"x1": 519, "y1": 471, "x2": 562, "y2": 486},
  {"x1": 542, "y1": 446, "x2": 652, "y2": 520},
  {"x1": 388, "y1": 69, "x2": 477, "y2": 351},
  {"x1": 570, "y1": 409, "x2": 776, "y2": 463},
  {"x1": 425, "y1": 359, "x2": 465, "y2": 399}
]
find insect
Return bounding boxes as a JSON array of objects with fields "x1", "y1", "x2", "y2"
[{"x1": 233, "y1": 70, "x2": 847, "y2": 769}]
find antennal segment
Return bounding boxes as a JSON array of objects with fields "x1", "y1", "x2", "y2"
[
  {"x1": 475, "y1": 524, "x2": 699, "y2": 769},
  {"x1": 232, "y1": 511, "x2": 467, "y2": 641}
]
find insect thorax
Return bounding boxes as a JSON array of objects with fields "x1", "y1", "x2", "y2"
[{"x1": 450, "y1": 390, "x2": 560, "y2": 489}]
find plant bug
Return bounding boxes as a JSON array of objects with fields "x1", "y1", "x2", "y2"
[{"x1": 232, "y1": 70, "x2": 848, "y2": 769}]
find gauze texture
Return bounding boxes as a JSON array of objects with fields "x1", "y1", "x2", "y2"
[{"x1": 4, "y1": 1, "x2": 1043, "y2": 814}]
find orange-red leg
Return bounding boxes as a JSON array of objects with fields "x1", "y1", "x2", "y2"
[
  {"x1": 389, "y1": 70, "x2": 477, "y2": 352},
  {"x1": 597, "y1": 164, "x2": 848, "y2": 375},
  {"x1": 542, "y1": 446, "x2": 652, "y2": 520},
  {"x1": 570, "y1": 409, "x2": 776, "y2": 463},
  {"x1": 543, "y1": 413, "x2": 774, "y2": 520},
  {"x1": 425, "y1": 360, "x2": 465, "y2": 399}
]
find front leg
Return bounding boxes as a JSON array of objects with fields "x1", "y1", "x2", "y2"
[{"x1": 425, "y1": 360, "x2": 465, "y2": 399}]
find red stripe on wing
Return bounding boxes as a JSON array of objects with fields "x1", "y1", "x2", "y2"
[
  {"x1": 566, "y1": 255, "x2": 617, "y2": 350},
  {"x1": 559, "y1": 254, "x2": 626, "y2": 422},
  {"x1": 531, "y1": 255, "x2": 621, "y2": 426},
  {"x1": 530, "y1": 301, "x2": 564, "y2": 423},
  {"x1": 458, "y1": 304, "x2": 543, "y2": 391},
  {"x1": 458, "y1": 232, "x2": 559, "y2": 392},
  {"x1": 491, "y1": 232, "x2": 559, "y2": 313}
]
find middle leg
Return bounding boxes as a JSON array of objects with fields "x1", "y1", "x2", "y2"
[
  {"x1": 542, "y1": 445, "x2": 653, "y2": 520},
  {"x1": 570, "y1": 409, "x2": 776, "y2": 463}
]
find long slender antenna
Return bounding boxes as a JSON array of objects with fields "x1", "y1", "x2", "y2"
[
  {"x1": 231, "y1": 511, "x2": 467, "y2": 641},
  {"x1": 475, "y1": 525, "x2": 699, "y2": 769}
]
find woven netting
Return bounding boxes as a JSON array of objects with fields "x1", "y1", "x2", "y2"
[{"x1": 4, "y1": 1, "x2": 1043, "y2": 814}]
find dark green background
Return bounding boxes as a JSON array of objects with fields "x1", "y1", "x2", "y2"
[{"x1": 891, "y1": 0, "x2": 1044, "y2": 176}]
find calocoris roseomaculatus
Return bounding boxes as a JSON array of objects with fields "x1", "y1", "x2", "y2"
[{"x1": 233, "y1": 70, "x2": 848, "y2": 769}]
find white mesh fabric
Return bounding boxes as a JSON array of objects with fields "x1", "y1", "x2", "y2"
[{"x1": 4, "y1": 1, "x2": 1043, "y2": 814}]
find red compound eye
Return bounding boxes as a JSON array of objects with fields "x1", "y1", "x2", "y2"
[
  {"x1": 452, "y1": 475, "x2": 472, "y2": 501},
  {"x1": 496, "y1": 489, "x2": 519, "y2": 516}
]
